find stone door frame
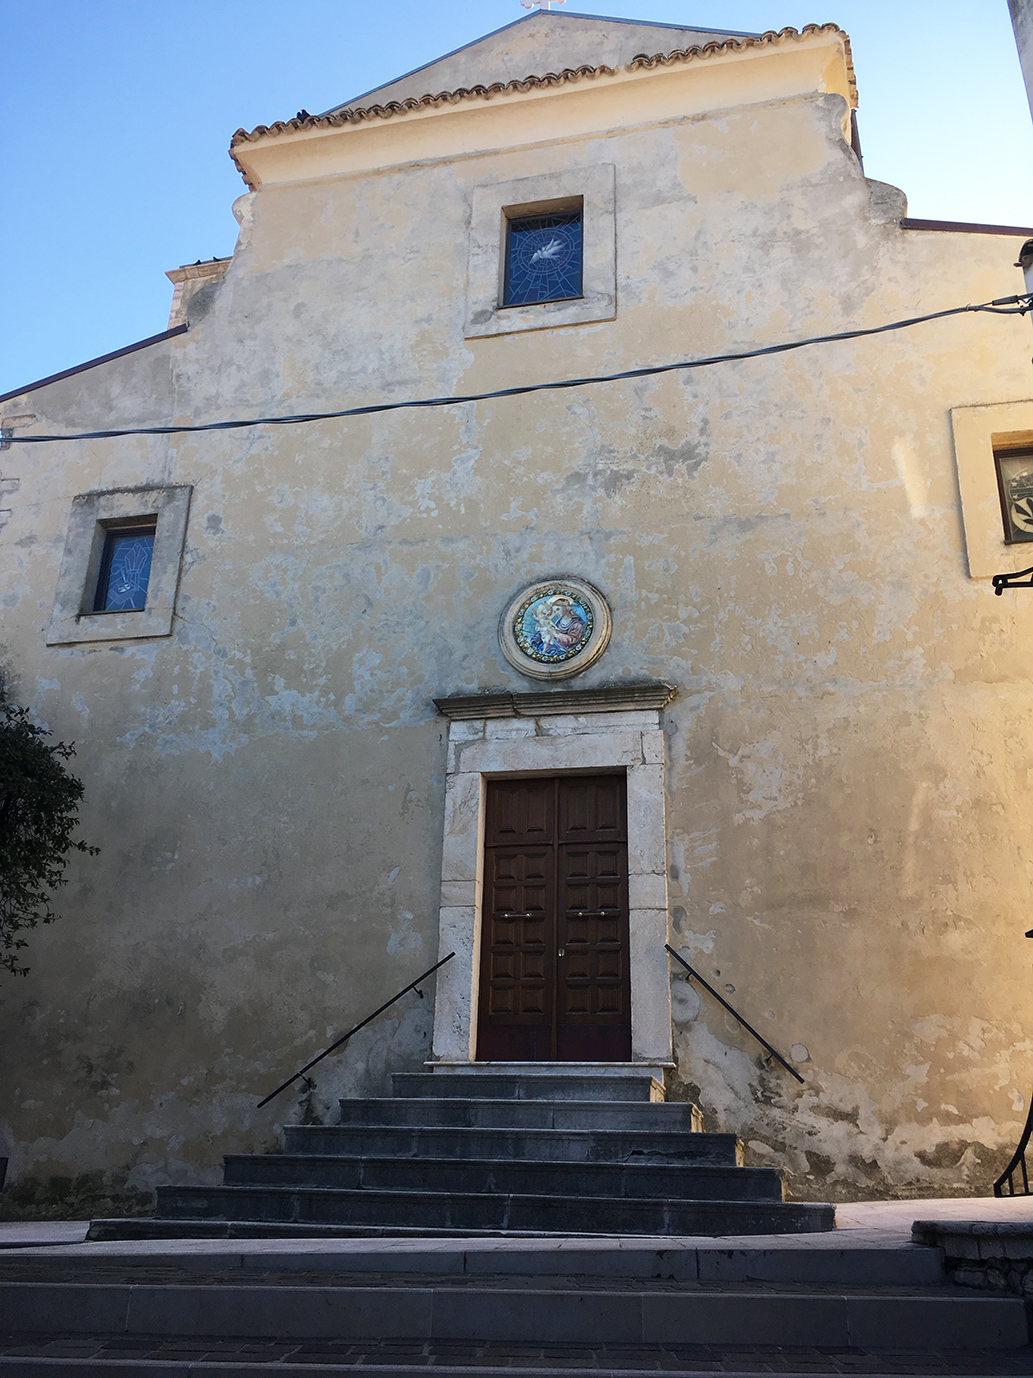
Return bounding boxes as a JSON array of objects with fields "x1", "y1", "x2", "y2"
[{"x1": 430, "y1": 683, "x2": 676, "y2": 1068}]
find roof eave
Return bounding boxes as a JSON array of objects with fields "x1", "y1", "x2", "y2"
[{"x1": 229, "y1": 24, "x2": 856, "y2": 191}]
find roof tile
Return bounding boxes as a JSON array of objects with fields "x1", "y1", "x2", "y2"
[{"x1": 229, "y1": 24, "x2": 855, "y2": 188}]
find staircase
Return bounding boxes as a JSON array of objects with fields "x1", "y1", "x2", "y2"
[
  {"x1": 0, "y1": 1232, "x2": 1028, "y2": 1374},
  {"x1": 89, "y1": 1070, "x2": 832, "y2": 1240},
  {"x1": 8, "y1": 1076, "x2": 1028, "y2": 1374}
]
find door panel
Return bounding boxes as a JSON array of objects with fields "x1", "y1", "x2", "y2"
[
  {"x1": 478, "y1": 775, "x2": 631, "y2": 1062},
  {"x1": 482, "y1": 847, "x2": 554, "y2": 1022},
  {"x1": 557, "y1": 839, "x2": 630, "y2": 1054},
  {"x1": 486, "y1": 778, "x2": 554, "y2": 846},
  {"x1": 558, "y1": 773, "x2": 626, "y2": 842}
]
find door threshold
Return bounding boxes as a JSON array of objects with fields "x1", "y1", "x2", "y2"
[{"x1": 424, "y1": 1061, "x2": 676, "y2": 1071}]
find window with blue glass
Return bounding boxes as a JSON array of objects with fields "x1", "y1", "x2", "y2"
[
  {"x1": 94, "y1": 523, "x2": 157, "y2": 612},
  {"x1": 503, "y1": 210, "x2": 583, "y2": 307}
]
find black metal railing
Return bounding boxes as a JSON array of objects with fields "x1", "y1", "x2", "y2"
[
  {"x1": 665, "y1": 943, "x2": 804, "y2": 1085},
  {"x1": 993, "y1": 564, "x2": 1033, "y2": 594},
  {"x1": 994, "y1": 1096, "x2": 1033, "y2": 1196},
  {"x1": 992, "y1": 929, "x2": 1033, "y2": 1195},
  {"x1": 257, "y1": 951, "x2": 456, "y2": 1108}
]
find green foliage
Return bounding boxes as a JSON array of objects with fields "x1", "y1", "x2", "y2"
[{"x1": 0, "y1": 683, "x2": 98, "y2": 976}]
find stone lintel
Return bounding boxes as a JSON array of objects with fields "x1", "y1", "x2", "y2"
[
  {"x1": 165, "y1": 259, "x2": 232, "y2": 286},
  {"x1": 434, "y1": 681, "x2": 677, "y2": 721}
]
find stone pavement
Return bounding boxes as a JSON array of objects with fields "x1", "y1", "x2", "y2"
[{"x1": 0, "y1": 1221, "x2": 90, "y2": 1250}]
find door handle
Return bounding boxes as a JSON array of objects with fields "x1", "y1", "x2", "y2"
[{"x1": 558, "y1": 948, "x2": 565, "y2": 957}]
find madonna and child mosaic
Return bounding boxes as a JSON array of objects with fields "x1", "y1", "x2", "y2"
[
  {"x1": 498, "y1": 577, "x2": 612, "y2": 681},
  {"x1": 514, "y1": 587, "x2": 593, "y2": 664}
]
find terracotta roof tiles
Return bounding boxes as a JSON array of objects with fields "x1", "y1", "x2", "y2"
[
  {"x1": 626, "y1": 23, "x2": 856, "y2": 104},
  {"x1": 229, "y1": 24, "x2": 855, "y2": 188}
]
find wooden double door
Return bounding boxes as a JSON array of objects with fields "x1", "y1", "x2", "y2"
[{"x1": 477, "y1": 774, "x2": 632, "y2": 1062}]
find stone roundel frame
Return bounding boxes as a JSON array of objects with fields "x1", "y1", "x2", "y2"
[{"x1": 498, "y1": 576, "x2": 612, "y2": 681}]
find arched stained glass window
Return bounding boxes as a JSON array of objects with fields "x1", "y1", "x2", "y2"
[
  {"x1": 94, "y1": 524, "x2": 156, "y2": 612},
  {"x1": 503, "y1": 210, "x2": 583, "y2": 307}
]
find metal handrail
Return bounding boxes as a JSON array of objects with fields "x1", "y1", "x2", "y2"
[
  {"x1": 665, "y1": 943, "x2": 805, "y2": 1085},
  {"x1": 257, "y1": 951, "x2": 456, "y2": 1108},
  {"x1": 993, "y1": 564, "x2": 1033, "y2": 594},
  {"x1": 994, "y1": 1096, "x2": 1033, "y2": 1196},
  {"x1": 992, "y1": 929, "x2": 1033, "y2": 1195}
]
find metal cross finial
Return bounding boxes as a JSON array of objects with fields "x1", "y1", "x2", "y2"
[{"x1": 521, "y1": 0, "x2": 565, "y2": 10}]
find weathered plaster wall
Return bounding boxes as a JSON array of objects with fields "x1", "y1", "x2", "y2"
[
  {"x1": 1010, "y1": 0, "x2": 1033, "y2": 121},
  {"x1": 2, "y1": 38, "x2": 1033, "y2": 1213},
  {"x1": 340, "y1": 9, "x2": 749, "y2": 111}
]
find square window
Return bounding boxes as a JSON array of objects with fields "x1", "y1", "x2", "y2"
[
  {"x1": 47, "y1": 484, "x2": 191, "y2": 645},
  {"x1": 465, "y1": 165, "x2": 615, "y2": 340},
  {"x1": 503, "y1": 210, "x2": 583, "y2": 307},
  {"x1": 995, "y1": 448, "x2": 1033, "y2": 544},
  {"x1": 93, "y1": 522, "x2": 157, "y2": 611},
  {"x1": 951, "y1": 401, "x2": 1033, "y2": 579}
]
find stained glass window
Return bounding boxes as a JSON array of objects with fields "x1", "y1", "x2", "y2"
[
  {"x1": 996, "y1": 449, "x2": 1033, "y2": 543},
  {"x1": 94, "y1": 525, "x2": 156, "y2": 612},
  {"x1": 503, "y1": 210, "x2": 583, "y2": 307}
]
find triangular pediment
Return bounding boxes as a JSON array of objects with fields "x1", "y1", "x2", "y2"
[{"x1": 326, "y1": 9, "x2": 759, "y2": 113}]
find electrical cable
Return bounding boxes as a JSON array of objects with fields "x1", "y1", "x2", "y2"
[{"x1": 3, "y1": 295, "x2": 1030, "y2": 446}]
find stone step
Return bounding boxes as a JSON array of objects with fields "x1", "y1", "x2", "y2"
[
  {"x1": 331, "y1": 1097, "x2": 705, "y2": 1133},
  {"x1": 290, "y1": 1117, "x2": 735, "y2": 1160},
  {"x1": 0, "y1": 1239, "x2": 947, "y2": 1286},
  {"x1": 220, "y1": 1154, "x2": 778, "y2": 1200},
  {"x1": 152, "y1": 1185, "x2": 832, "y2": 1235},
  {"x1": 2, "y1": 1354, "x2": 1031, "y2": 1378},
  {"x1": 0, "y1": 1276, "x2": 1023, "y2": 1349},
  {"x1": 285, "y1": 1123, "x2": 733, "y2": 1165},
  {"x1": 0, "y1": 1361, "x2": 970, "y2": 1378},
  {"x1": 87, "y1": 1220, "x2": 733, "y2": 1242},
  {"x1": 393, "y1": 1073, "x2": 663, "y2": 1102}
]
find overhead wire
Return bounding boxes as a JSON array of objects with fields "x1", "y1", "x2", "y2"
[{"x1": 3, "y1": 295, "x2": 1030, "y2": 446}]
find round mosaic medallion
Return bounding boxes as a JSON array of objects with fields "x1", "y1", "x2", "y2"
[{"x1": 498, "y1": 577, "x2": 612, "y2": 681}]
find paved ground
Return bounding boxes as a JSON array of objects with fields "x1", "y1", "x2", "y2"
[
  {"x1": 0, "y1": 1219, "x2": 90, "y2": 1249},
  {"x1": 835, "y1": 1197, "x2": 1033, "y2": 1235}
]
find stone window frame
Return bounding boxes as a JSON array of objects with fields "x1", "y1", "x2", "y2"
[
  {"x1": 464, "y1": 163, "x2": 616, "y2": 340},
  {"x1": 429, "y1": 685, "x2": 675, "y2": 1072},
  {"x1": 46, "y1": 484, "x2": 192, "y2": 645},
  {"x1": 951, "y1": 400, "x2": 1033, "y2": 579}
]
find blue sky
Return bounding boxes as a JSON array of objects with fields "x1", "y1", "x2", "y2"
[{"x1": 1, "y1": 0, "x2": 1030, "y2": 397}]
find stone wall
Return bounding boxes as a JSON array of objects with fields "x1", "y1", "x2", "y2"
[{"x1": 914, "y1": 1221, "x2": 1033, "y2": 1301}]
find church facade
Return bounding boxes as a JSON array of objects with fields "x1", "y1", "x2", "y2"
[{"x1": 3, "y1": 11, "x2": 1033, "y2": 1216}]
